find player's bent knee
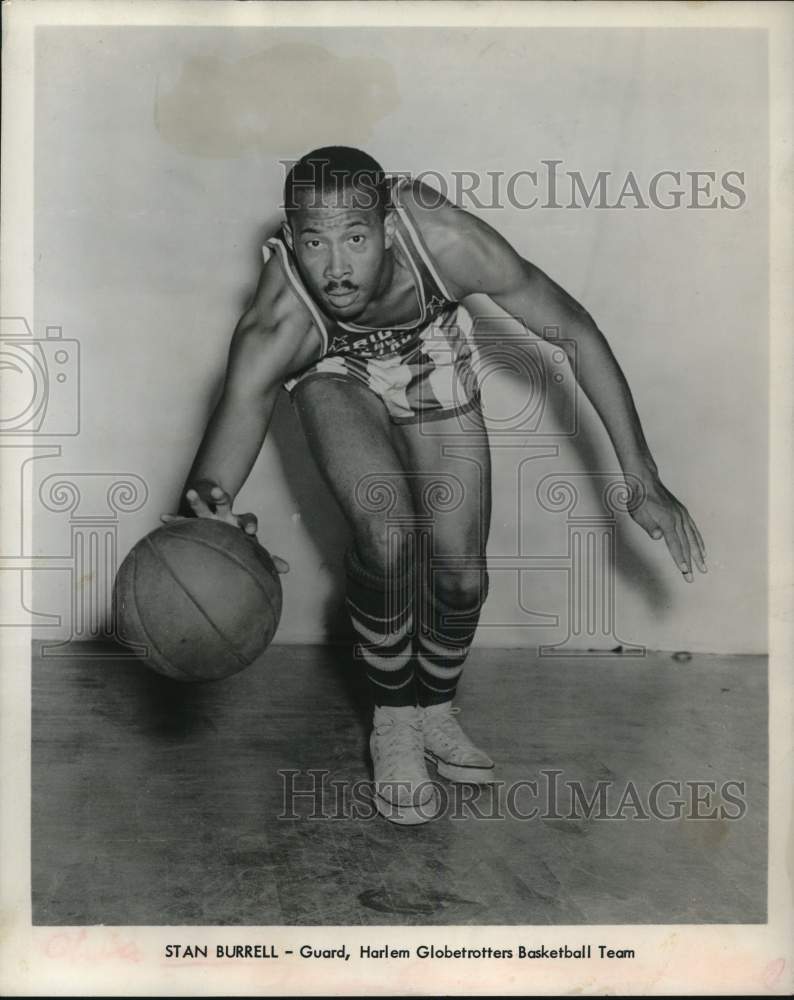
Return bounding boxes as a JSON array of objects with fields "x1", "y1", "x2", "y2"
[
  {"x1": 352, "y1": 522, "x2": 415, "y2": 578},
  {"x1": 431, "y1": 569, "x2": 487, "y2": 610}
]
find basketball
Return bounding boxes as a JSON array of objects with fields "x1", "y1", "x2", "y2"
[{"x1": 113, "y1": 518, "x2": 282, "y2": 681}]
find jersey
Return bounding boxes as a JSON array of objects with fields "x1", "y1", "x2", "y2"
[{"x1": 261, "y1": 175, "x2": 482, "y2": 424}]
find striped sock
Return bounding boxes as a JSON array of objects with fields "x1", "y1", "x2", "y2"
[
  {"x1": 345, "y1": 548, "x2": 416, "y2": 707},
  {"x1": 416, "y1": 572, "x2": 489, "y2": 707}
]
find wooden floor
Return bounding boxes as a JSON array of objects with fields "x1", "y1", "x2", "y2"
[{"x1": 31, "y1": 641, "x2": 767, "y2": 926}]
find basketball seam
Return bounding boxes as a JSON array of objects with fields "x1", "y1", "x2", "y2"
[
  {"x1": 145, "y1": 535, "x2": 256, "y2": 666},
  {"x1": 162, "y1": 526, "x2": 281, "y2": 631},
  {"x1": 129, "y1": 551, "x2": 193, "y2": 680},
  {"x1": 133, "y1": 600, "x2": 192, "y2": 680},
  {"x1": 164, "y1": 532, "x2": 282, "y2": 611}
]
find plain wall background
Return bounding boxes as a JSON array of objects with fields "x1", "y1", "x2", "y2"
[{"x1": 31, "y1": 26, "x2": 768, "y2": 652}]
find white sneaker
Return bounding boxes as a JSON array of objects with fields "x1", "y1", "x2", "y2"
[
  {"x1": 422, "y1": 703, "x2": 495, "y2": 784},
  {"x1": 370, "y1": 705, "x2": 440, "y2": 825}
]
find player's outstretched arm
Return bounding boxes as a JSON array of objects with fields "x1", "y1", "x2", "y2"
[
  {"x1": 405, "y1": 184, "x2": 706, "y2": 583},
  {"x1": 161, "y1": 259, "x2": 320, "y2": 570}
]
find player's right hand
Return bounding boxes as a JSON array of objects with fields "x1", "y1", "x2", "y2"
[{"x1": 160, "y1": 483, "x2": 289, "y2": 573}]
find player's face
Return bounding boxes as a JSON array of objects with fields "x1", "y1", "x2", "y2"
[{"x1": 286, "y1": 186, "x2": 392, "y2": 320}]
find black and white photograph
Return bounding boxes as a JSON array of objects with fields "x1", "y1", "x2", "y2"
[{"x1": 1, "y1": 1, "x2": 791, "y2": 995}]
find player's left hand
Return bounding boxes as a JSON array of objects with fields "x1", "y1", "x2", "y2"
[{"x1": 628, "y1": 478, "x2": 707, "y2": 583}]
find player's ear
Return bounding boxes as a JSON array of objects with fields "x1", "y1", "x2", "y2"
[
  {"x1": 383, "y1": 209, "x2": 396, "y2": 249},
  {"x1": 282, "y1": 220, "x2": 294, "y2": 251}
]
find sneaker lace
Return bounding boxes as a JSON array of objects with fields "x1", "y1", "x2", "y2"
[
  {"x1": 425, "y1": 706, "x2": 477, "y2": 753},
  {"x1": 374, "y1": 717, "x2": 424, "y2": 759}
]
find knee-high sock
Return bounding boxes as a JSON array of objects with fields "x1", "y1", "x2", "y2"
[
  {"x1": 416, "y1": 572, "x2": 489, "y2": 707},
  {"x1": 345, "y1": 548, "x2": 415, "y2": 707}
]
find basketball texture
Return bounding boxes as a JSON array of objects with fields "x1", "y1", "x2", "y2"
[{"x1": 113, "y1": 518, "x2": 282, "y2": 681}]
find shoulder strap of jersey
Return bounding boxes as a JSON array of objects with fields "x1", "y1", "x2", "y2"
[
  {"x1": 262, "y1": 237, "x2": 330, "y2": 354},
  {"x1": 388, "y1": 175, "x2": 455, "y2": 302}
]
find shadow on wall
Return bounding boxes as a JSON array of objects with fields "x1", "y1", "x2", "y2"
[
  {"x1": 539, "y1": 363, "x2": 672, "y2": 613},
  {"x1": 467, "y1": 310, "x2": 672, "y2": 621}
]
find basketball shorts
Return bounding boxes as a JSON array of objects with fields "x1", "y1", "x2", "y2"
[{"x1": 284, "y1": 306, "x2": 482, "y2": 424}]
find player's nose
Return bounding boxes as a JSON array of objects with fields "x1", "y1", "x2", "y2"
[{"x1": 324, "y1": 249, "x2": 351, "y2": 279}]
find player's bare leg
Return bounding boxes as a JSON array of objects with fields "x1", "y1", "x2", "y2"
[
  {"x1": 292, "y1": 376, "x2": 439, "y2": 824},
  {"x1": 392, "y1": 404, "x2": 496, "y2": 783}
]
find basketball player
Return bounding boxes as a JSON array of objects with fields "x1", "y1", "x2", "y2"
[{"x1": 163, "y1": 147, "x2": 706, "y2": 826}]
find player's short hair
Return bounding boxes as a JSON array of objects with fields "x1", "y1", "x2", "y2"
[{"x1": 284, "y1": 146, "x2": 390, "y2": 216}]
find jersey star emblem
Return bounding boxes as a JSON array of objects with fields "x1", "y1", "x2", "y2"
[
  {"x1": 328, "y1": 335, "x2": 350, "y2": 354},
  {"x1": 425, "y1": 293, "x2": 448, "y2": 313}
]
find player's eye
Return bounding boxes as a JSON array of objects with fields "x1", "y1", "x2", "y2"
[
  {"x1": 304, "y1": 239, "x2": 322, "y2": 249},
  {"x1": 349, "y1": 234, "x2": 366, "y2": 245}
]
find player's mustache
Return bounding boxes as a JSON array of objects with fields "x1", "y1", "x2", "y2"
[{"x1": 324, "y1": 281, "x2": 357, "y2": 294}]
